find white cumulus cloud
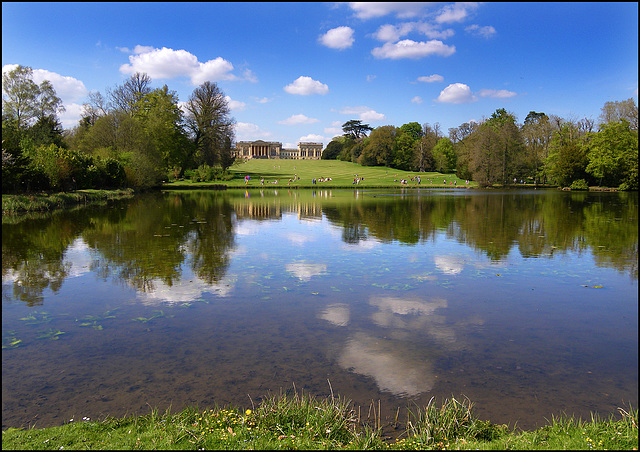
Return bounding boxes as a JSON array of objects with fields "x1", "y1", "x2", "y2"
[
  {"x1": 349, "y1": 2, "x2": 432, "y2": 20},
  {"x1": 465, "y1": 24, "x2": 497, "y2": 38},
  {"x1": 435, "y1": 83, "x2": 478, "y2": 104},
  {"x1": 417, "y1": 74, "x2": 444, "y2": 83},
  {"x1": 340, "y1": 106, "x2": 386, "y2": 122},
  {"x1": 225, "y1": 96, "x2": 246, "y2": 111},
  {"x1": 477, "y1": 88, "x2": 517, "y2": 99},
  {"x1": 373, "y1": 22, "x2": 454, "y2": 43},
  {"x1": 283, "y1": 76, "x2": 329, "y2": 95},
  {"x1": 435, "y1": 3, "x2": 478, "y2": 24},
  {"x1": 234, "y1": 122, "x2": 273, "y2": 141},
  {"x1": 278, "y1": 114, "x2": 319, "y2": 125},
  {"x1": 299, "y1": 133, "x2": 325, "y2": 143},
  {"x1": 371, "y1": 39, "x2": 455, "y2": 59},
  {"x1": 119, "y1": 46, "x2": 238, "y2": 85},
  {"x1": 319, "y1": 26, "x2": 355, "y2": 50}
]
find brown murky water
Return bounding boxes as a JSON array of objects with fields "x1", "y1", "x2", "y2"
[{"x1": 2, "y1": 189, "x2": 637, "y2": 433}]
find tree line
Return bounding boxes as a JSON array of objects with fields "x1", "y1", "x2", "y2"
[
  {"x1": 2, "y1": 66, "x2": 235, "y2": 193},
  {"x1": 325, "y1": 101, "x2": 637, "y2": 190},
  {"x1": 3, "y1": 64, "x2": 638, "y2": 193}
]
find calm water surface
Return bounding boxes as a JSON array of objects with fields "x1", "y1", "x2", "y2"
[{"x1": 2, "y1": 189, "x2": 637, "y2": 433}]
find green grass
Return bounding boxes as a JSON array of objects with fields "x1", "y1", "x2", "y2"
[
  {"x1": 2, "y1": 189, "x2": 135, "y2": 215},
  {"x1": 166, "y1": 159, "x2": 473, "y2": 189},
  {"x1": 2, "y1": 391, "x2": 636, "y2": 450}
]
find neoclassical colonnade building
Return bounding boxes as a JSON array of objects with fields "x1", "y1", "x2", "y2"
[{"x1": 234, "y1": 140, "x2": 323, "y2": 159}]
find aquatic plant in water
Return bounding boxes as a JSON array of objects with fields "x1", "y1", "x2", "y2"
[
  {"x1": 132, "y1": 310, "x2": 168, "y2": 323},
  {"x1": 76, "y1": 309, "x2": 118, "y2": 330},
  {"x1": 18, "y1": 311, "x2": 53, "y2": 325},
  {"x1": 2, "y1": 331, "x2": 23, "y2": 349},
  {"x1": 36, "y1": 328, "x2": 66, "y2": 340}
]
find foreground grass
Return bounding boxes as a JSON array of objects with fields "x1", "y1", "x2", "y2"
[
  {"x1": 2, "y1": 189, "x2": 135, "y2": 215},
  {"x1": 2, "y1": 392, "x2": 636, "y2": 450},
  {"x1": 167, "y1": 159, "x2": 475, "y2": 189}
]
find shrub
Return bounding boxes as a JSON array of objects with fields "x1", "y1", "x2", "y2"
[{"x1": 569, "y1": 179, "x2": 589, "y2": 190}]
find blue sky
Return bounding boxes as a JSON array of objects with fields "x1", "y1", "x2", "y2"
[{"x1": 2, "y1": 2, "x2": 638, "y2": 148}]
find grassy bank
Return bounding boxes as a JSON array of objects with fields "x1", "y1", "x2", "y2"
[
  {"x1": 165, "y1": 159, "x2": 476, "y2": 190},
  {"x1": 2, "y1": 189, "x2": 135, "y2": 215},
  {"x1": 2, "y1": 392, "x2": 636, "y2": 450}
]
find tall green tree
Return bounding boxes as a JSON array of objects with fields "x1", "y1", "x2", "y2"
[
  {"x1": 521, "y1": 111, "x2": 552, "y2": 182},
  {"x1": 585, "y1": 120, "x2": 638, "y2": 189},
  {"x1": 108, "y1": 72, "x2": 152, "y2": 115},
  {"x1": 322, "y1": 138, "x2": 344, "y2": 160},
  {"x1": 2, "y1": 65, "x2": 64, "y2": 129},
  {"x1": 545, "y1": 119, "x2": 589, "y2": 186},
  {"x1": 431, "y1": 137, "x2": 457, "y2": 173},
  {"x1": 485, "y1": 108, "x2": 525, "y2": 183},
  {"x1": 184, "y1": 81, "x2": 235, "y2": 167},
  {"x1": 360, "y1": 125, "x2": 395, "y2": 166},
  {"x1": 598, "y1": 98, "x2": 638, "y2": 130},
  {"x1": 134, "y1": 85, "x2": 191, "y2": 177},
  {"x1": 342, "y1": 119, "x2": 373, "y2": 140},
  {"x1": 413, "y1": 123, "x2": 440, "y2": 172}
]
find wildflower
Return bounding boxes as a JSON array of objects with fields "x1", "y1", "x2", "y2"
[{"x1": 245, "y1": 409, "x2": 252, "y2": 416}]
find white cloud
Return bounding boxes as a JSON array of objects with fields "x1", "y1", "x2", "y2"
[
  {"x1": 477, "y1": 88, "x2": 517, "y2": 99},
  {"x1": 31, "y1": 69, "x2": 88, "y2": 103},
  {"x1": 371, "y1": 39, "x2": 455, "y2": 59},
  {"x1": 119, "y1": 46, "x2": 239, "y2": 85},
  {"x1": 411, "y1": 96, "x2": 423, "y2": 104},
  {"x1": 435, "y1": 83, "x2": 478, "y2": 104},
  {"x1": 373, "y1": 22, "x2": 454, "y2": 43},
  {"x1": 435, "y1": 3, "x2": 478, "y2": 24},
  {"x1": 299, "y1": 133, "x2": 325, "y2": 143},
  {"x1": 465, "y1": 24, "x2": 497, "y2": 38},
  {"x1": 349, "y1": 2, "x2": 432, "y2": 20},
  {"x1": 234, "y1": 122, "x2": 273, "y2": 141},
  {"x1": 242, "y1": 68, "x2": 258, "y2": 83},
  {"x1": 58, "y1": 103, "x2": 85, "y2": 129},
  {"x1": 225, "y1": 96, "x2": 246, "y2": 111},
  {"x1": 324, "y1": 126, "x2": 343, "y2": 138},
  {"x1": 283, "y1": 76, "x2": 329, "y2": 95},
  {"x1": 417, "y1": 74, "x2": 444, "y2": 83},
  {"x1": 373, "y1": 23, "x2": 412, "y2": 42},
  {"x1": 319, "y1": 26, "x2": 355, "y2": 50},
  {"x1": 340, "y1": 106, "x2": 386, "y2": 122},
  {"x1": 278, "y1": 114, "x2": 319, "y2": 125}
]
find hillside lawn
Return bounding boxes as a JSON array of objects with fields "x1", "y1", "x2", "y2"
[{"x1": 166, "y1": 159, "x2": 475, "y2": 189}]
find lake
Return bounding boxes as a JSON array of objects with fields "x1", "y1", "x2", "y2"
[{"x1": 2, "y1": 188, "x2": 637, "y2": 433}]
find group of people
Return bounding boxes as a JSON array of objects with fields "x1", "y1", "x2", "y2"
[{"x1": 312, "y1": 177, "x2": 332, "y2": 184}]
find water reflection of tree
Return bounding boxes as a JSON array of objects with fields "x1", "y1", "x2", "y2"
[
  {"x1": 3, "y1": 191, "x2": 637, "y2": 307},
  {"x1": 184, "y1": 193, "x2": 236, "y2": 285},
  {"x1": 2, "y1": 192, "x2": 237, "y2": 305},
  {"x1": 82, "y1": 192, "x2": 236, "y2": 291},
  {"x1": 2, "y1": 211, "x2": 101, "y2": 306},
  {"x1": 322, "y1": 191, "x2": 638, "y2": 279}
]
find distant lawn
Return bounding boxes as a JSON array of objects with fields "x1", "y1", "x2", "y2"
[{"x1": 166, "y1": 159, "x2": 473, "y2": 189}]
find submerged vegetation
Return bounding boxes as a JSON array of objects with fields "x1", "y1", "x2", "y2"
[{"x1": 1, "y1": 390, "x2": 637, "y2": 450}]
